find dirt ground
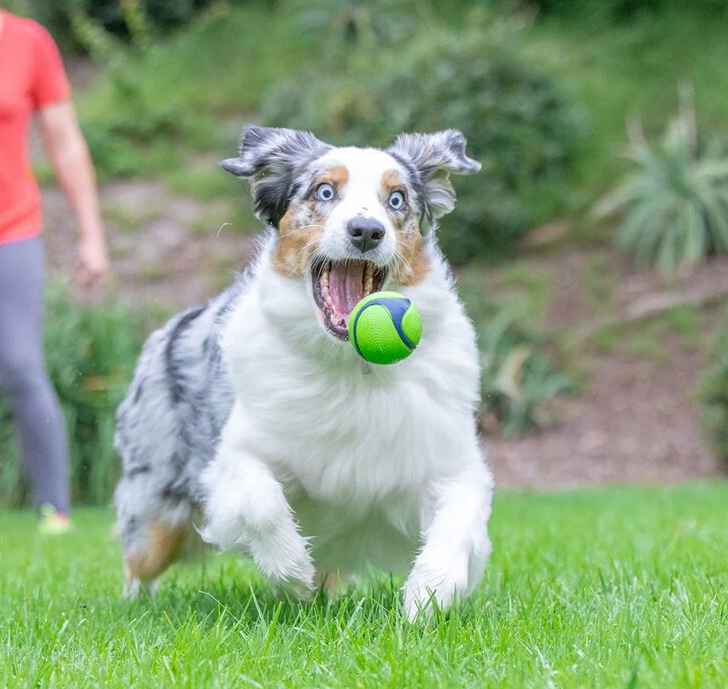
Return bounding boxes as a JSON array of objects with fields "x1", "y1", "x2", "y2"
[
  {"x1": 488, "y1": 246, "x2": 728, "y2": 487},
  {"x1": 487, "y1": 328, "x2": 723, "y2": 488}
]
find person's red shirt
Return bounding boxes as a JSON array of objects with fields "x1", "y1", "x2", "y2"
[{"x1": 0, "y1": 12, "x2": 71, "y2": 246}]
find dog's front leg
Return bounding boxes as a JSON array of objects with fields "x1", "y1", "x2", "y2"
[
  {"x1": 200, "y1": 420, "x2": 316, "y2": 600},
  {"x1": 403, "y1": 460, "x2": 493, "y2": 621}
]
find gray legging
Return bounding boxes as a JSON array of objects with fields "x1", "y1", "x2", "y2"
[{"x1": 0, "y1": 236, "x2": 69, "y2": 513}]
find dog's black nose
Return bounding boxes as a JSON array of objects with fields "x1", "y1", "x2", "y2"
[{"x1": 347, "y1": 217, "x2": 385, "y2": 253}]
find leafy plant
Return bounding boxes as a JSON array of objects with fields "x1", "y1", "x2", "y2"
[
  {"x1": 595, "y1": 88, "x2": 728, "y2": 272},
  {"x1": 292, "y1": 0, "x2": 423, "y2": 59},
  {"x1": 699, "y1": 313, "x2": 728, "y2": 466},
  {"x1": 261, "y1": 9, "x2": 585, "y2": 262},
  {"x1": 479, "y1": 309, "x2": 574, "y2": 438},
  {"x1": 0, "y1": 284, "x2": 148, "y2": 507},
  {"x1": 26, "y1": 0, "x2": 221, "y2": 52}
]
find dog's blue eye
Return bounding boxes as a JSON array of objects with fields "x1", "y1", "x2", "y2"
[
  {"x1": 388, "y1": 191, "x2": 405, "y2": 210},
  {"x1": 316, "y1": 183, "x2": 335, "y2": 202}
]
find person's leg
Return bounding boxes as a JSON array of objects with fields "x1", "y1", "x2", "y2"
[{"x1": 0, "y1": 237, "x2": 70, "y2": 514}]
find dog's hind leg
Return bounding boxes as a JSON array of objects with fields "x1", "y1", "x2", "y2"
[
  {"x1": 115, "y1": 466, "x2": 193, "y2": 598},
  {"x1": 122, "y1": 516, "x2": 190, "y2": 599}
]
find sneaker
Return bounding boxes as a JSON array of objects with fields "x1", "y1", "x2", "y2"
[{"x1": 38, "y1": 504, "x2": 72, "y2": 535}]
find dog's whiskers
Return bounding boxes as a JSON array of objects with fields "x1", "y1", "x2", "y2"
[
  {"x1": 291, "y1": 238, "x2": 325, "y2": 266},
  {"x1": 392, "y1": 250, "x2": 413, "y2": 281}
]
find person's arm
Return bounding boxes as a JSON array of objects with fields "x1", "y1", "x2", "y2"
[{"x1": 38, "y1": 101, "x2": 109, "y2": 285}]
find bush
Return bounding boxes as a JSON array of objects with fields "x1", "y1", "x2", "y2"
[
  {"x1": 261, "y1": 12, "x2": 585, "y2": 262},
  {"x1": 522, "y1": 0, "x2": 728, "y2": 21},
  {"x1": 700, "y1": 315, "x2": 728, "y2": 466},
  {"x1": 0, "y1": 285, "x2": 147, "y2": 507},
  {"x1": 25, "y1": 0, "x2": 229, "y2": 51},
  {"x1": 479, "y1": 309, "x2": 574, "y2": 438},
  {"x1": 595, "y1": 89, "x2": 728, "y2": 272}
]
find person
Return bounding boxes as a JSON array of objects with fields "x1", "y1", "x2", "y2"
[{"x1": 0, "y1": 9, "x2": 109, "y2": 533}]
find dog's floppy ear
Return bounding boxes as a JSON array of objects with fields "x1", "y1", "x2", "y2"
[
  {"x1": 221, "y1": 125, "x2": 331, "y2": 227},
  {"x1": 387, "y1": 129, "x2": 481, "y2": 233}
]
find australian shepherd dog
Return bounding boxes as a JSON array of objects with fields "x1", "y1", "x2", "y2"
[{"x1": 113, "y1": 126, "x2": 494, "y2": 620}]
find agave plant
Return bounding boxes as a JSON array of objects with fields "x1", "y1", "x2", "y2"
[{"x1": 595, "y1": 88, "x2": 728, "y2": 272}]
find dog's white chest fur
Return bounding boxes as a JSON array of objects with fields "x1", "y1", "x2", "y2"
[{"x1": 203, "y1": 245, "x2": 484, "y2": 576}]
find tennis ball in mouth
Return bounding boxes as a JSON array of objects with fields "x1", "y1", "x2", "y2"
[{"x1": 348, "y1": 291, "x2": 422, "y2": 365}]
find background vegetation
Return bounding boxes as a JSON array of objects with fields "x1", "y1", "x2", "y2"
[
  {"x1": 701, "y1": 310, "x2": 728, "y2": 467},
  {"x1": 2, "y1": 0, "x2": 728, "y2": 505},
  {"x1": 0, "y1": 285, "x2": 147, "y2": 507}
]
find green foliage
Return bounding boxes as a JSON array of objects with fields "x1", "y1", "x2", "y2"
[
  {"x1": 75, "y1": 3, "x2": 315, "y2": 183},
  {"x1": 25, "y1": 0, "x2": 225, "y2": 51},
  {"x1": 479, "y1": 308, "x2": 574, "y2": 438},
  {"x1": 0, "y1": 285, "x2": 147, "y2": 508},
  {"x1": 523, "y1": 0, "x2": 727, "y2": 21},
  {"x1": 595, "y1": 91, "x2": 728, "y2": 272},
  {"x1": 700, "y1": 314, "x2": 728, "y2": 466},
  {"x1": 261, "y1": 11, "x2": 585, "y2": 262},
  {"x1": 293, "y1": 0, "x2": 423, "y2": 59},
  {"x1": 65, "y1": 0, "x2": 728, "y2": 254}
]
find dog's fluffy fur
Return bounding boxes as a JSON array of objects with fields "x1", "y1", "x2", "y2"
[{"x1": 114, "y1": 126, "x2": 494, "y2": 619}]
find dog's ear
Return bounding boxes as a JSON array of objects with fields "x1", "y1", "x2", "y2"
[
  {"x1": 387, "y1": 129, "x2": 481, "y2": 233},
  {"x1": 221, "y1": 125, "x2": 331, "y2": 227}
]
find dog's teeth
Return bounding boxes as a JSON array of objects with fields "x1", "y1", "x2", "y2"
[{"x1": 364, "y1": 262, "x2": 374, "y2": 293}]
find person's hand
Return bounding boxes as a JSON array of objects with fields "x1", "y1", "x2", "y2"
[{"x1": 76, "y1": 233, "x2": 110, "y2": 286}]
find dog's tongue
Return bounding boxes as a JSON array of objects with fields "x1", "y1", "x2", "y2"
[{"x1": 329, "y1": 261, "x2": 366, "y2": 316}]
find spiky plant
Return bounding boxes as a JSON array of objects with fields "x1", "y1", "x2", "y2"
[{"x1": 595, "y1": 88, "x2": 728, "y2": 272}]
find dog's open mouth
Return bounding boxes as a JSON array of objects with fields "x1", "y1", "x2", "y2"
[{"x1": 312, "y1": 259, "x2": 387, "y2": 339}]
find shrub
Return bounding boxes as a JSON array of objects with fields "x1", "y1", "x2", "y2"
[
  {"x1": 261, "y1": 12, "x2": 585, "y2": 262},
  {"x1": 25, "y1": 0, "x2": 227, "y2": 51},
  {"x1": 293, "y1": 0, "x2": 423, "y2": 59},
  {"x1": 479, "y1": 309, "x2": 574, "y2": 438},
  {"x1": 700, "y1": 315, "x2": 728, "y2": 466},
  {"x1": 521, "y1": 0, "x2": 728, "y2": 21},
  {"x1": 595, "y1": 89, "x2": 728, "y2": 272},
  {"x1": 0, "y1": 285, "x2": 148, "y2": 507}
]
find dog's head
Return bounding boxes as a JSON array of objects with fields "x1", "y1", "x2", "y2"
[{"x1": 221, "y1": 125, "x2": 480, "y2": 340}]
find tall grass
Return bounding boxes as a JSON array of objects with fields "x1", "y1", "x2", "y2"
[{"x1": 0, "y1": 284, "x2": 148, "y2": 508}]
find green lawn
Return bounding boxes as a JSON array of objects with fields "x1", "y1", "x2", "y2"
[{"x1": 2, "y1": 483, "x2": 727, "y2": 688}]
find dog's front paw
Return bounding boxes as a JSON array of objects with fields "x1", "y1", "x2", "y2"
[
  {"x1": 403, "y1": 552, "x2": 469, "y2": 622},
  {"x1": 252, "y1": 530, "x2": 317, "y2": 602},
  {"x1": 268, "y1": 561, "x2": 317, "y2": 602}
]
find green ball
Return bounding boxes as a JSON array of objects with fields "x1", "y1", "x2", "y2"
[{"x1": 348, "y1": 291, "x2": 423, "y2": 365}]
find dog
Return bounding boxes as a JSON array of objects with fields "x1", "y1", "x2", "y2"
[{"x1": 113, "y1": 125, "x2": 494, "y2": 620}]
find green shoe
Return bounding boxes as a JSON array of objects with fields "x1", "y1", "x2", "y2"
[{"x1": 38, "y1": 504, "x2": 72, "y2": 535}]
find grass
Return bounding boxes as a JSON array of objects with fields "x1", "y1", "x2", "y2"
[
  {"x1": 588, "y1": 305, "x2": 708, "y2": 359},
  {"x1": 2, "y1": 482, "x2": 727, "y2": 688}
]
